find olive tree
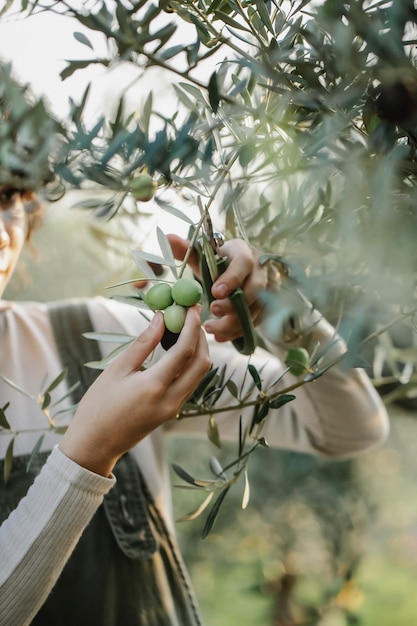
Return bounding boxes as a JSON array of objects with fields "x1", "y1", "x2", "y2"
[{"x1": 2, "y1": 1, "x2": 417, "y2": 621}]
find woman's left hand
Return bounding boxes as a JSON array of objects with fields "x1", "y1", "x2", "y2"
[{"x1": 167, "y1": 234, "x2": 272, "y2": 344}]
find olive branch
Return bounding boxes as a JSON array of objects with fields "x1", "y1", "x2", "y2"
[{"x1": 0, "y1": 369, "x2": 79, "y2": 485}]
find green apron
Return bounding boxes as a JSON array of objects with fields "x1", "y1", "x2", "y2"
[{"x1": 0, "y1": 301, "x2": 203, "y2": 626}]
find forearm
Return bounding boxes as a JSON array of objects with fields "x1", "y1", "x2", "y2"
[{"x1": 0, "y1": 446, "x2": 114, "y2": 626}]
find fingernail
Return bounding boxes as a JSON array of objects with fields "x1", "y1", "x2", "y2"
[
  {"x1": 150, "y1": 312, "x2": 160, "y2": 327},
  {"x1": 214, "y1": 283, "x2": 227, "y2": 298},
  {"x1": 203, "y1": 321, "x2": 213, "y2": 333}
]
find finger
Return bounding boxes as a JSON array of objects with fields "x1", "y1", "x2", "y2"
[
  {"x1": 151, "y1": 305, "x2": 208, "y2": 384},
  {"x1": 210, "y1": 290, "x2": 261, "y2": 317},
  {"x1": 108, "y1": 312, "x2": 165, "y2": 375},
  {"x1": 166, "y1": 233, "x2": 201, "y2": 276},
  {"x1": 164, "y1": 328, "x2": 210, "y2": 404},
  {"x1": 204, "y1": 301, "x2": 264, "y2": 338},
  {"x1": 211, "y1": 240, "x2": 258, "y2": 299}
]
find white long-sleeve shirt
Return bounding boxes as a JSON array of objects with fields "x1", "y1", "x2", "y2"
[{"x1": 0, "y1": 296, "x2": 389, "y2": 625}]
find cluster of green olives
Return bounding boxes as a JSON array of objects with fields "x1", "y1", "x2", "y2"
[{"x1": 145, "y1": 277, "x2": 203, "y2": 334}]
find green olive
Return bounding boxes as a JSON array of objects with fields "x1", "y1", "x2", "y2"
[
  {"x1": 130, "y1": 173, "x2": 157, "y2": 202},
  {"x1": 164, "y1": 304, "x2": 187, "y2": 333},
  {"x1": 145, "y1": 283, "x2": 173, "y2": 311},
  {"x1": 284, "y1": 347, "x2": 310, "y2": 376},
  {"x1": 171, "y1": 278, "x2": 203, "y2": 307}
]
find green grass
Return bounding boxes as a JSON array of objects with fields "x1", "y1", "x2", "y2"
[
  {"x1": 358, "y1": 556, "x2": 417, "y2": 625},
  {"x1": 173, "y1": 406, "x2": 417, "y2": 625},
  {"x1": 191, "y1": 559, "x2": 272, "y2": 626}
]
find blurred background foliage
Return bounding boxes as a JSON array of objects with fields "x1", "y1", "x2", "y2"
[{"x1": 4, "y1": 0, "x2": 417, "y2": 623}]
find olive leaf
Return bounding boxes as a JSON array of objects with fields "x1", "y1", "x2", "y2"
[
  {"x1": 0, "y1": 373, "x2": 34, "y2": 400},
  {"x1": 250, "y1": 399, "x2": 270, "y2": 433},
  {"x1": 41, "y1": 392, "x2": 51, "y2": 411},
  {"x1": 172, "y1": 463, "x2": 200, "y2": 487},
  {"x1": 241, "y1": 468, "x2": 250, "y2": 510},
  {"x1": 238, "y1": 415, "x2": 247, "y2": 457},
  {"x1": 201, "y1": 234, "x2": 218, "y2": 284},
  {"x1": 44, "y1": 369, "x2": 68, "y2": 395},
  {"x1": 84, "y1": 340, "x2": 135, "y2": 370},
  {"x1": 73, "y1": 31, "x2": 94, "y2": 50},
  {"x1": 209, "y1": 456, "x2": 227, "y2": 480},
  {"x1": 154, "y1": 198, "x2": 195, "y2": 225},
  {"x1": 269, "y1": 394, "x2": 296, "y2": 409},
  {"x1": 132, "y1": 249, "x2": 176, "y2": 271},
  {"x1": 157, "y1": 227, "x2": 178, "y2": 279},
  {"x1": 225, "y1": 378, "x2": 239, "y2": 399},
  {"x1": 3, "y1": 437, "x2": 14, "y2": 486},
  {"x1": 176, "y1": 492, "x2": 214, "y2": 523},
  {"x1": 26, "y1": 434, "x2": 45, "y2": 473},
  {"x1": 207, "y1": 415, "x2": 221, "y2": 449},
  {"x1": 208, "y1": 71, "x2": 220, "y2": 114},
  {"x1": 247, "y1": 364, "x2": 262, "y2": 391},
  {"x1": 82, "y1": 332, "x2": 135, "y2": 343},
  {"x1": 0, "y1": 404, "x2": 11, "y2": 430},
  {"x1": 202, "y1": 485, "x2": 231, "y2": 538}
]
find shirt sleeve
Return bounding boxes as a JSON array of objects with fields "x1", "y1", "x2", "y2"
[
  {"x1": 87, "y1": 295, "x2": 389, "y2": 457},
  {"x1": 0, "y1": 446, "x2": 115, "y2": 626},
  {"x1": 168, "y1": 314, "x2": 390, "y2": 458}
]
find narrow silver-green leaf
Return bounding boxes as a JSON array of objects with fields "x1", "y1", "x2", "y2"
[
  {"x1": 54, "y1": 426, "x2": 69, "y2": 435},
  {"x1": 269, "y1": 394, "x2": 296, "y2": 409},
  {"x1": 253, "y1": 0, "x2": 274, "y2": 34},
  {"x1": 26, "y1": 434, "x2": 45, "y2": 472},
  {"x1": 172, "y1": 463, "x2": 199, "y2": 486},
  {"x1": 208, "y1": 71, "x2": 220, "y2": 114},
  {"x1": 141, "y1": 91, "x2": 153, "y2": 135},
  {"x1": 3, "y1": 437, "x2": 14, "y2": 486},
  {"x1": 202, "y1": 486, "x2": 231, "y2": 538},
  {"x1": 157, "y1": 227, "x2": 178, "y2": 279},
  {"x1": 82, "y1": 332, "x2": 135, "y2": 343},
  {"x1": 85, "y1": 341, "x2": 133, "y2": 370},
  {"x1": 176, "y1": 492, "x2": 214, "y2": 522},
  {"x1": 132, "y1": 249, "x2": 176, "y2": 269},
  {"x1": 209, "y1": 456, "x2": 227, "y2": 480},
  {"x1": 155, "y1": 198, "x2": 195, "y2": 224},
  {"x1": 207, "y1": 415, "x2": 221, "y2": 449},
  {"x1": 41, "y1": 392, "x2": 51, "y2": 410},
  {"x1": 248, "y1": 363, "x2": 262, "y2": 391},
  {"x1": 226, "y1": 379, "x2": 239, "y2": 398},
  {"x1": 242, "y1": 468, "x2": 250, "y2": 510},
  {"x1": 44, "y1": 369, "x2": 68, "y2": 394},
  {"x1": 0, "y1": 406, "x2": 11, "y2": 430},
  {"x1": 0, "y1": 373, "x2": 34, "y2": 399},
  {"x1": 213, "y1": 10, "x2": 247, "y2": 30},
  {"x1": 202, "y1": 235, "x2": 218, "y2": 283},
  {"x1": 73, "y1": 31, "x2": 94, "y2": 50}
]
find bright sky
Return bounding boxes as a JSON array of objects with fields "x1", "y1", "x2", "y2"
[
  {"x1": 0, "y1": 5, "x2": 223, "y2": 251},
  {"x1": 0, "y1": 9, "x2": 97, "y2": 114},
  {"x1": 0, "y1": 6, "x2": 179, "y2": 125}
]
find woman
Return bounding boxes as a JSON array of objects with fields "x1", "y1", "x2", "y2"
[
  {"x1": 0, "y1": 182, "x2": 389, "y2": 625},
  {"x1": 0, "y1": 68, "x2": 388, "y2": 626}
]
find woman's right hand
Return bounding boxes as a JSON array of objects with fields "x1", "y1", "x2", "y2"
[{"x1": 59, "y1": 305, "x2": 210, "y2": 477}]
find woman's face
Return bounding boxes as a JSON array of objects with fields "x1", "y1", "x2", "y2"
[{"x1": 0, "y1": 188, "x2": 26, "y2": 297}]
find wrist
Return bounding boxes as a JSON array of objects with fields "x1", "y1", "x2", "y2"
[{"x1": 59, "y1": 435, "x2": 118, "y2": 478}]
